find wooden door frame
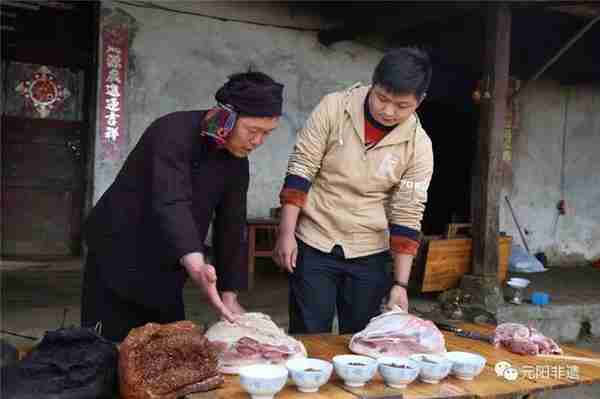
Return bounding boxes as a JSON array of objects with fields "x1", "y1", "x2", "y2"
[
  {"x1": 0, "y1": 2, "x2": 100, "y2": 259},
  {"x1": 81, "y1": 2, "x2": 101, "y2": 256}
]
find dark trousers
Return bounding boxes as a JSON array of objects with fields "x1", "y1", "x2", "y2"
[
  {"x1": 289, "y1": 240, "x2": 391, "y2": 335},
  {"x1": 80, "y1": 253, "x2": 185, "y2": 342}
]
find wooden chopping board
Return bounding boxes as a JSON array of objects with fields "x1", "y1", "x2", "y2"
[{"x1": 190, "y1": 323, "x2": 600, "y2": 399}]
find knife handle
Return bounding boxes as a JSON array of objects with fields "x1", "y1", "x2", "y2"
[
  {"x1": 456, "y1": 330, "x2": 492, "y2": 343},
  {"x1": 435, "y1": 322, "x2": 459, "y2": 333}
]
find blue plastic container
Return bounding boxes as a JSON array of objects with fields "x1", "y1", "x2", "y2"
[{"x1": 531, "y1": 292, "x2": 550, "y2": 305}]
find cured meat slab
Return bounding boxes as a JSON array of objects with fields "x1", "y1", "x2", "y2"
[{"x1": 119, "y1": 321, "x2": 223, "y2": 399}]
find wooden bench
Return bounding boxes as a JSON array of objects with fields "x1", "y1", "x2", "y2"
[{"x1": 246, "y1": 217, "x2": 278, "y2": 290}]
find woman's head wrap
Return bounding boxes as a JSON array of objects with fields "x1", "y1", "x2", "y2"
[
  {"x1": 200, "y1": 71, "x2": 284, "y2": 149},
  {"x1": 215, "y1": 71, "x2": 284, "y2": 117}
]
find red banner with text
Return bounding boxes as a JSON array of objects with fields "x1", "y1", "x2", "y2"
[{"x1": 98, "y1": 23, "x2": 129, "y2": 158}]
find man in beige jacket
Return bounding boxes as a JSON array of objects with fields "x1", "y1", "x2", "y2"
[{"x1": 273, "y1": 48, "x2": 434, "y2": 334}]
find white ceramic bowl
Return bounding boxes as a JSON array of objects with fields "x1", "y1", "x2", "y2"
[
  {"x1": 332, "y1": 354, "x2": 378, "y2": 388},
  {"x1": 286, "y1": 358, "x2": 333, "y2": 393},
  {"x1": 377, "y1": 356, "x2": 421, "y2": 389},
  {"x1": 507, "y1": 277, "x2": 530, "y2": 288},
  {"x1": 238, "y1": 364, "x2": 289, "y2": 399},
  {"x1": 409, "y1": 353, "x2": 452, "y2": 384},
  {"x1": 446, "y1": 351, "x2": 487, "y2": 380}
]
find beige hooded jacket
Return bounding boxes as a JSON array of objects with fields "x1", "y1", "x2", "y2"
[{"x1": 284, "y1": 84, "x2": 434, "y2": 258}]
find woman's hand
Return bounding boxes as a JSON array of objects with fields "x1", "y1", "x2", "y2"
[
  {"x1": 181, "y1": 252, "x2": 237, "y2": 323},
  {"x1": 221, "y1": 291, "x2": 246, "y2": 316}
]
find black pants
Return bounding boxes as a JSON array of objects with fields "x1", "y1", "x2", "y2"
[
  {"x1": 80, "y1": 253, "x2": 185, "y2": 342},
  {"x1": 289, "y1": 241, "x2": 391, "y2": 335}
]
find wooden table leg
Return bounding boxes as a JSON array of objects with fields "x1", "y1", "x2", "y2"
[{"x1": 247, "y1": 225, "x2": 256, "y2": 290}]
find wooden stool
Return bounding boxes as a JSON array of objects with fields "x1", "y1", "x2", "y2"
[{"x1": 246, "y1": 217, "x2": 278, "y2": 290}]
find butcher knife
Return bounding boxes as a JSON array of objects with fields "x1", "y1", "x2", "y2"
[{"x1": 434, "y1": 321, "x2": 494, "y2": 344}]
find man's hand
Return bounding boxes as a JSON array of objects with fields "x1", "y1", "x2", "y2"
[
  {"x1": 221, "y1": 291, "x2": 246, "y2": 316},
  {"x1": 387, "y1": 252, "x2": 414, "y2": 312},
  {"x1": 273, "y1": 232, "x2": 297, "y2": 273},
  {"x1": 181, "y1": 252, "x2": 236, "y2": 323},
  {"x1": 385, "y1": 285, "x2": 409, "y2": 312}
]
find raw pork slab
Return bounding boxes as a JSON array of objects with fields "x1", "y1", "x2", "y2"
[
  {"x1": 493, "y1": 323, "x2": 562, "y2": 355},
  {"x1": 349, "y1": 308, "x2": 446, "y2": 358},
  {"x1": 205, "y1": 312, "x2": 307, "y2": 374}
]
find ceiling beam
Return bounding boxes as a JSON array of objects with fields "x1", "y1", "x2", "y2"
[
  {"x1": 2, "y1": 1, "x2": 40, "y2": 11},
  {"x1": 549, "y1": 4, "x2": 600, "y2": 18},
  {"x1": 513, "y1": 12, "x2": 600, "y2": 98}
]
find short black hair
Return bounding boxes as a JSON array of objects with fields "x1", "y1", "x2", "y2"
[{"x1": 372, "y1": 47, "x2": 432, "y2": 100}]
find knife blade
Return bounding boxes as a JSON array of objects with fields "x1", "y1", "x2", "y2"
[
  {"x1": 433, "y1": 321, "x2": 494, "y2": 344},
  {"x1": 455, "y1": 330, "x2": 494, "y2": 344}
]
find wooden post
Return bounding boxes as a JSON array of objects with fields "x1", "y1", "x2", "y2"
[{"x1": 462, "y1": 3, "x2": 511, "y2": 311}]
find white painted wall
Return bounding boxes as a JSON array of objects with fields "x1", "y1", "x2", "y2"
[
  {"x1": 96, "y1": 1, "x2": 382, "y2": 219},
  {"x1": 501, "y1": 80, "x2": 600, "y2": 265},
  {"x1": 94, "y1": 3, "x2": 599, "y2": 264}
]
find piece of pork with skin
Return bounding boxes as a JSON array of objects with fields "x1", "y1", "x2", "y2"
[
  {"x1": 205, "y1": 312, "x2": 307, "y2": 374},
  {"x1": 493, "y1": 323, "x2": 562, "y2": 355},
  {"x1": 349, "y1": 307, "x2": 446, "y2": 358}
]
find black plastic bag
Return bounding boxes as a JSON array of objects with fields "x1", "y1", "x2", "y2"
[
  {"x1": 0, "y1": 339, "x2": 18, "y2": 367},
  {"x1": 1, "y1": 327, "x2": 118, "y2": 399}
]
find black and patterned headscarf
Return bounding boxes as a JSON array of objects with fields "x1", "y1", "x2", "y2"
[{"x1": 200, "y1": 72, "x2": 283, "y2": 149}]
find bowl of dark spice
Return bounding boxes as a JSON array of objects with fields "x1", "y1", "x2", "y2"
[
  {"x1": 377, "y1": 356, "x2": 421, "y2": 389},
  {"x1": 286, "y1": 358, "x2": 332, "y2": 393},
  {"x1": 409, "y1": 353, "x2": 452, "y2": 384},
  {"x1": 332, "y1": 355, "x2": 377, "y2": 388}
]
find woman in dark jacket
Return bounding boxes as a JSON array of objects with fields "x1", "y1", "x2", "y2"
[{"x1": 81, "y1": 71, "x2": 284, "y2": 341}]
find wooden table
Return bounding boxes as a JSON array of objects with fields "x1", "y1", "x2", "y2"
[
  {"x1": 246, "y1": 217, "x2": 278, "y2": 290},
  {"x1": 191, "y1": 323, "x2": 600, "y2": 399}
]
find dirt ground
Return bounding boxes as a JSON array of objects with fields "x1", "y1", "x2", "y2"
[{"x1": 1, "y1": 258, "x2": 599, "y2": 398}]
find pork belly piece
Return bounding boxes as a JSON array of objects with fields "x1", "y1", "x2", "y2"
[
  {"x1": 205, "y1": 312, "x2": 307, "y2": 374},
  {"x1": 493, "y1": 323, "x2": 562, "y2": 355},
  {"x1": 349, "y1": 308, "x2": 446, "y2": 358}
]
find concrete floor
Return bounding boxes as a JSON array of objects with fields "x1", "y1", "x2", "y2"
[
  {"x1": 0, "y1": 258, "x2": 289, "y2": 341},
  {"x1": 498, "y1": 268, "x2": 600, "y2": 343},
  {"x1": 1, "y1": 259, "x2": 600, "y2": 398}
]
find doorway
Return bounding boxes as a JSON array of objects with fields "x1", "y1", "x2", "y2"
[
  {"x1": 419, "y1": 99, "x2": 479, "y2": 235},
  {"x1": 1, "y1": 2, "x2": 98, "y2": 259}
]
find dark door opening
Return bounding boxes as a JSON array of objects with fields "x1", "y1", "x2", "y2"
[
  {"x1": 1, "y1": 2, "x2": 98, "y2": 259},
  {"x1": 419, "y1": 99, "x2": 479, "y2": 236}
]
